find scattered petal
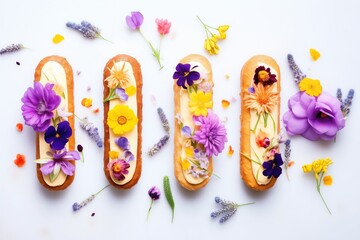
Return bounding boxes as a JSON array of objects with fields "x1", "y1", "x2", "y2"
[
  {"x1": 323, "y1": 175, "x2": 333, "y2": 186},
  {"x1": 126, "y1": 86, "x2": 136, "y2": 96},
  {"x1": 92, "y1": 108, "x2": 100, "y2": 114},
  {"x1": 91, "y1": 213, "x2": 95, "y2": 217},
  {"x1": 221, "y1": 99, "x2": 230, "y2": 108},
  {"x1": 287, "y1": 161, "x2": 295, "y2": 168},
  {"x1": 81, "y1": 98, "x2": 93, "y2": 108},
  {"x1": 16, "y1": 61, "x2": 20, "y2": 65},
  {"x1": 16, "y1": 123, "x2": 23, "y2": 132},
  {"x1": 52, "y1": 34, "x2": 65, "y2": 44},
  {"x1": 225, "y1": 74, "x2": 230, "y2": 80},
  {"x1": 310, "y1": 48, "x2": 321, "y2": 61},
  {"x1": 14, "y1": 154, "x2": 26, "y2": 167},
  {"x1": 227, "y1": 145, "x2": 234, "y2": 156},
  {"x1": 109, "y1": 151, "x2": 119, "y2": 159}
]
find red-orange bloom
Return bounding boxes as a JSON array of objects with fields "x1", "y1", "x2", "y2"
[{"x1": 14, "y1": 154, "x2": 26, "y2": 167}]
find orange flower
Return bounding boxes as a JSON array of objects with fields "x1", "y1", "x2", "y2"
[
  {"x1": 14, "y1": 154, "x2": 26, "y2": 167},
  {"x1": 244, "y1": 84, "x2": 279, "y2": 115}
]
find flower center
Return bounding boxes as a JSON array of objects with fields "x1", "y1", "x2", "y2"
[
  {"x1": 36, "y1": 101, "x2": 46, "y2": 114},
  {"x1": 117, "y1": 116, "x2": 128, "y2": 125},
  {"x1": 184, "y1": 72, "x2": 189, "y2": 77},
  {"x1": 258, "y1": 70, "x2": 270, "y2": 81},
  {"x1": 317, "y1": 112, "x2": 328, "y2": 118},
  {"x1": 113, "y1": 163, "x2": 121, "y2": 173},
  {"x1": 55, "y1": 133, "x2": 60, "y2": 138}
]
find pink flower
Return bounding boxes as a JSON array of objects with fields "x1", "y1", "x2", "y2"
[{"x1": 155, "y1": 18, "x2": 171, "y2": 35}]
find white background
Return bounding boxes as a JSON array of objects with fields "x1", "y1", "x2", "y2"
[{"x1": 0, "y1": 0, "x2": 359, "y2": 239}]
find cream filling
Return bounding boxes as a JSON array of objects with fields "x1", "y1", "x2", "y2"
[
  {"x1": 39, "y1": 61, "x2": 69, "y2": 187},
  {"x1": 250, "y1": 63, "x2": 279, "y2": 185},
  {"x1": 179, "y1": 62, "x2": 209, "y2": 184},
  {"x1": 108, "y1": 61, "x2": 138, "y2": 185}
]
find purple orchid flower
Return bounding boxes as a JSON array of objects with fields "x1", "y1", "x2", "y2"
[
  {"x1": 39, "y1": 149, "x2": 80, "y2": 176},
  {"x1": 126, "y1": 11, "x2": 144, "y2": 30}
]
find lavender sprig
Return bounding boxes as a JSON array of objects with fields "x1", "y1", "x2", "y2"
[
  {"x1": 157, "y1": 107, "x2": 170, "y2": 134},
  {"x1": 66, "y1": 21, "x2": 111, "y2": 42},
  {"x1": 0, "y1": 43, "x2": 24, "y2": 55},
  {"x1": 79, "y1": 117, "x2": 103, "y2": 148},
  {"x1": 338, "y1": 88, "x2": 355, "y2": 118},
  {"x1": 72, "y1": 185, "x2": 110, "y2": 212},
  {"x1": 287, "y1": 54, "x2": 306, "y2": 84},
  {"x1": 211, "y1": 196, "x2": 254, "y2": 223},
  {"x1": 284, "y1": 139, "x2": 292, "y2": 180},
  {"x1": 147, "y1": 134, "x2": 169, "y2": 156}
]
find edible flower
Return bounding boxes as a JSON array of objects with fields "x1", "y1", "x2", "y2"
[
  {"x1": 193, "y1": 110, "x2": 227, "y2": 157},
  {"x1": 147, "y1": 186, "x2": 161, "y2": 221},
  {"x1": 21, "y1": 82, "x2": 61, "y2": 132},
  {"x1": 253, "y1": 66, "x2": 277, "y2": 86},
  {"x1": 189, "y1": 91, "x2": 213, "y2": 116},
  {"x1": 197, "y1": 16, "x2": 229, "y2": 55},
  {"x1": 298, "y1": 77, "x2": 322, "y2": 97},
  {"x1": 173, "y1": 63, "x2": 200, "y2": 89},
  {"x1": 262, "y1": 153, "x2": 283, "y2": 179},
  {"x1": 126, "y1": 11, "x2": 171, "y2": 69},
  {"x1": 52, "y1": 34, "x2": 64, "y2": 44},
  {"x1": 104, "y1": 62, "x2": 132, "y2": 89},
  {"x1": 243, "y1": 83, "x2": 279, "y2": 115},
  {"x1": 16, "y1": 123, "x2": 23, "y2": 132},
  {"x1": 108, "y1": 159, "x2": 130, "y2": 181},
  {"x1": 14, "y1": 154, "x2": 26, "y2": 167},
  {"x1": 211, "y1": 196, "x2": 254, "y2": 223},
  {"x1": 66, "y1": 21, "x2": 111, "y2": 42},
  {"x1": 44, "y1": 121, "x2": 72, "y2": 150},
  {"x1": 255, "y1": 130, "x2": 270, "y2": 148},
  {"x1": 302, "y1": 158, "x2": 333, "y2": 214},
  {"x1": 36, "y1": 148, "x2": 80, "y2": 181},
  {"x1": 107, "y1": 104, "x2": 138, "y2": 135},
  {"x1": 310, "y1": 48, "x2": 321, "y2": 61}
]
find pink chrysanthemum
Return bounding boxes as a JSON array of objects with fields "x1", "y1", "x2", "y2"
[{"x1": 193, "y1": 111, "x2": 227, "y2": 157}]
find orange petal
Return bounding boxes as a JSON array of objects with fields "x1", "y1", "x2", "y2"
[
  {"x1": 323, "y1": 175, "x2": 333, "y2": 186},
  {"x1": 93, "y1": 108, "x2": 100, "y2": 114},
  {"x1": 81, "y1": 98, "x2": 93, "y2": 108},
  {"x1": 16, "y1": 123, "x2": 23, "y2": 132},
  {"x1": 227, "y1": 145, "x2": 234, "y2": 156},
  {"x1": 287, "y1": 161, "x2": 295, "y2": 168},
  {"x1": 310, "y1": 48, "x2": 320, "y2": 61},
  {"x1": 221, "y1": 99, "x2": 230, "y2": 108},
  {"x1": 52, "y1": 34, "x2": 64, "y2": 44},
  {"x1": 14, "y1": 154, "x2": 26, "y2": 167}
]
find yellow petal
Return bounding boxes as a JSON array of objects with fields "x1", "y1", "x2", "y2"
[
  {"x1": 52, "y1": 34, "x2": 64, "y2": 44},
  {"x1": 227, "y1": 145, "x2": 234, "y2": 156},
  {"x1": 109, "y1": 151, "x2": 119, "y2": 159},
  {"x1": 125, "y1": 86, "x2": 136, "y2": 96},
  {"x1": 181, "y1": 159, "x2": 190, "y2": 170},
  {"x1": 310, "y1": 48, "x2": 321, "y2": 61},
  {"x1": 222, "y1": 99, "x2": 230, "y2": 108},
  {"x1": 302, "y1": 164, "x2": 312, "y2": 173}
]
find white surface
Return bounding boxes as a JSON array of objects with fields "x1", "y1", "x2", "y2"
[{"x1": 0, "y1": 0, "x2": 359, "y2": 239}]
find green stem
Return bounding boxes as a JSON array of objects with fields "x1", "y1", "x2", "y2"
[
  {"x1": 235, "y1": 202, "x2": 255, "y2": 208},
  {"x1": 251, "y1": 114, "x2": 261, "y2": 133},
  {"x1": 95, "y1": 184, "x2": 110, "y2": 196},
  {"x1": 316, "y1": 173, "x2": 332, "y2": 215},
  {"x1": 240, "y1": 152, "x2": 261, "y2": 165},
  {"x1": 97, "y1": 34, "x2": 114, "y2": 44},
  {"x1": 196, "y1": 16, "x2": 213, "y2": 38},
  {"x1": 146, "y1": 199, "x2": 154, "y2": 221}
]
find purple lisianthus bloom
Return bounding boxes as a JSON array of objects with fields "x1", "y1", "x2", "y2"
[
  {"x1": 262, "y1": 153, "x2": 283, "y2": 179},
  {"x1": 45, "y1": 121, "x2": 72, "y2": 150},
  {"x1": 39, "y1": 148, "x2": 80, "y2": 176},
  {"x1": 126, "y1": 11, "x2": 143, "y2": 30},
  {"x1": 116, "y1": 88, "x2": 128, "y2": 101},
  {"x1": 148, "y1": 186, "x2": 161, "y2": 200},
  {"x1": 283, "y1": 91, "x2": 345, "y2": 141},
  {"x1": 173, "y1": 63, "x2": 200, "y2": 89},
  {"x1": 21, "y1": 82, "x2": 61, "y2": 132},
  {"x1": 116, "y1": 137, "x2": 130, "y2": 150},
  {"x1": 193, "y1": 110, "x2": 227, "y2": 157}
]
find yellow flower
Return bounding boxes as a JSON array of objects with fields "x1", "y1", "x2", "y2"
[
  {"x1": 244, "y1": 83, "x2": 279, "y2": 115},
  {"x1": 107, "y1": 104, "x2": 138, "y2": 135},
  {"x1": 109, "y1": 151, "x2": 119, "y2": 159},
  {"x1": 185, "y1": 147, "x2": 194, "y2": 158},
  {"x1": 125, "y1": 85, "x2": 136, "y2": 96},
  {"x1": 217, "y1": 25, "x2": 229, "y2": 40},
  {"x1": 204, "y1": 38, "x2": 219, "y2": 55},
  {"x1": 189, "y1": 91, "x2": 213, "y2": 116},
  {"x1": 312, "y1": 158, "x2": 333, "y2": 180},
  {"x1": 299, "y1": 77, "x2": 322, "y2": 97},
  {"x1": 302, "y1": 164, "x2": 313, "y2": 173},
  {"x1": 181, "y1": 159, "x2": 191, "y2": 170},
  {"x1": 310, "y1": 48, "x2": 321, "y2": 61},
  {"x1": 104, "y1": 62, "x2": 132, "y2": 89},
  {"x1": 323, "y1": 175, "x2": 333, "y2": 186}
]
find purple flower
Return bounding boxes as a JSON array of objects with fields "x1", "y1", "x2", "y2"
[
  {"x1": 21, "y1": 82, "x2": 61, "y2": 132},
  {"x1": 283, "y1": 91, "x2": 345, "y2": 141},
  {"x1": 108, "y1": 159, "x2": 130, "y2": 181},
  {"x1": 116, "y1": 88, "x2": 128, "y2": 101},
  {"x1": 45, "y1": 121, "x2": 72, "y2": 150},
  {"x1": 39, "y1": 148, "x2": 80, "y2": 176},
  {"x1": 262, "y1": 153, "x2": 283, "y2": 179},
  {"x1": 126, "y1": 11, "x2": 144, "y2": 30},
  {"x1": 193, "y1": 111, "x2": 227, "y2": 157},
  {"x1": 194, "y1": 149, "x2": 209, "y2": 169},
  {"x1": 181, "y1": 126, "x2": 192, "y2": 138},
  {"x1": 173, "y1": 63, "x2": 200, "y2": 89},
  {"x1": 148, "y1": 186, "x2": 161, "y2": 200},
  {"x1": 116, "y1": 137, "x2": 130, "y2": 150},
  {"x1": 253, "y1": 66, "x2": 277, "y2": 86}
]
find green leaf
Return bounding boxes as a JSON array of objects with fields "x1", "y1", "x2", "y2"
[
  {"x1": 50, "y1": 164, "x2": 61, "y2": 182},
  {"x1": 163, "y1": 176, "x2": 175, "y2": 223},
  {"x1": 103, "y1": 88, "x2": 118, "y2": 103}
]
